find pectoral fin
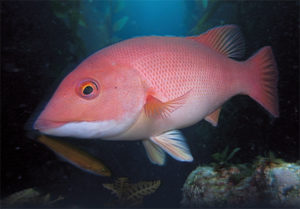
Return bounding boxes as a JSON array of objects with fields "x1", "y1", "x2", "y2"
[
  {"x1": 149, "y1": 130, "x2": 193, "y2": 162},
  {"x1": 142, "y1": 140, "x2": 166, "y2": 165},
  {"x1": 144, "y1": 90, "x2": 191, "y2": 119},
  {"x1": 205, "y1": 108, "x2": 221, "y2": 126}
]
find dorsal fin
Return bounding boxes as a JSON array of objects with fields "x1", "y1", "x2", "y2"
[{"x1": 187, "y1": 25, "x2": 245, "y2": 59}]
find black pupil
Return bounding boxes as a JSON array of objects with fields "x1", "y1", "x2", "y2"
[{"x1": 83, "y1": 86, "x2": 93, "y2": 95}]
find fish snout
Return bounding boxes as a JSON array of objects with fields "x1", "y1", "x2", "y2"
[{"x1": 34, "y1": 118, "x2": 65, "y2": 131}]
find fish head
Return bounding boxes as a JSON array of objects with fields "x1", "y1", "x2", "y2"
[{"x1": 34, "y1": 56, "x2": 146, "y2": 139}]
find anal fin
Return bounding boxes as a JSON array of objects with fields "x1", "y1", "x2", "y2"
[
  {"x1": 142, "y1": 140, "x2": 166, "y2": 165},
  {"x1": 150, "y1": 130, "x2": 193, "y2": 162},
  {"x1": 205, "y1": 108, "x2": 221, "y2": 126}
]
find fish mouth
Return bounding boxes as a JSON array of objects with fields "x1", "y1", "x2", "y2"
[{"x1": 34, "y1": 119, "x2": 67, "y2": 131}]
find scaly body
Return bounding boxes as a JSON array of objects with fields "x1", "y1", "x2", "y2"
[{"x1": 100, "y1": 36, "x2": 245, "y2": 140}]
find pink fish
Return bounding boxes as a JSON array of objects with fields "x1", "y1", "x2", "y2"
[{"x1": 34, "y1": 25, "x2": 279, "y2": 165}]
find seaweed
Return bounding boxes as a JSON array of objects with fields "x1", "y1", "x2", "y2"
[
  {"x1": 103, "y1": 177, "x2": 160, "y2": 207},
  {"x1": 211, "y1": 146, "x2": 240, "y2": 168}
]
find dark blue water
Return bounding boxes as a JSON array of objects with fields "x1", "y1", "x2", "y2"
[{"x1": 1, "y1": 0, "x2": 299, "y2": 208}]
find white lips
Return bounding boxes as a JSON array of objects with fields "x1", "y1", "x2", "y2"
[{"x1": 40, "y1": 120, "x2": 119, "y2": 138}]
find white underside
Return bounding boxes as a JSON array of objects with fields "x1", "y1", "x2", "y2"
[{"x1": 41, "y1": 120, "x2": 121, "y2": 139}]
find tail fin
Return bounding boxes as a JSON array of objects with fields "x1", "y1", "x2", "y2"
[{"x1": 246, "y1": 46, "x2": 279, "y2": 117}]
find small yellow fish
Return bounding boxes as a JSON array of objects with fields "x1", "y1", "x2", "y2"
[{"x1": 37, "y1": 135, "x2": 111, "y2": 176}]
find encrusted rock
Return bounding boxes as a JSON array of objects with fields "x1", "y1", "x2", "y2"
[{"x1": 181, "y1": 162, "x2": 300, "y2": 207}]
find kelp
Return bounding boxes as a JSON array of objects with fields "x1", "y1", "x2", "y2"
[
  {"x1": 52, "y1": 0, "x2": 127, "y2": 52},
  {"x1": 100, "y1": 1, "x2": 127, "y2": 44},
  {"x1": 113, "y1": 16, "x2": 129, "y2": 32},
  {"x1": 103, "y1": 177, "x2": 160, "y2": 207},
  {"x1": 190, "y1": 0, "x2": 222, "y2": 34},
  {"x1": 50, "y1": 0, "x2": 86, "y2": 58},
  {"x1": 51, "y1": 0, "x2": 87, "y2": 31}
]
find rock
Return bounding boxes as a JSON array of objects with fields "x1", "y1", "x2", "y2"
[
  {"x1": 181, "y1": 166, "x2": 243, "y2": 207},
  {"x1": 181, "y1": 162, "x2": 300, "y2": 207},
  {"x1": 263, "y1": 163, "x2": 300, "y2": 207}
]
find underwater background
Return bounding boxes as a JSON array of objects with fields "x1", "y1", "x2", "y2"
[{"x1": 1, "y1": 0, "x2": 299, "y2": 208}]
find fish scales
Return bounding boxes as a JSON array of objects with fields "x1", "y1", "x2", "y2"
[{"x1": 100, "y1": 36, "x2": 232, "y2": 102}]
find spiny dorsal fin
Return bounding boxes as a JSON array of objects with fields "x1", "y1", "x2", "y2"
[
  {"x1": 187, "y1": 25, "x2": 245, "y2": 59},
  {"x1": 205, "y1": 107, "x2": 221, "y2": 126},
  {"x1": 144, "y1": 90, "x2": 191, "y2": 119}
]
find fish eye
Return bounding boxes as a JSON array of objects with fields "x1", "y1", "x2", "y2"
[
  {"x1": 83, "y1": 85, "x2": 93, "y2": 95},
  {"x1": 76, "y1": 79, "x2": 100, "y2": 99}
]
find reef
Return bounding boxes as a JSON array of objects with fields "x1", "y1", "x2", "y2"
[{"x1": 181, "y1": 153, "x2": 300, "y2": 207}]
